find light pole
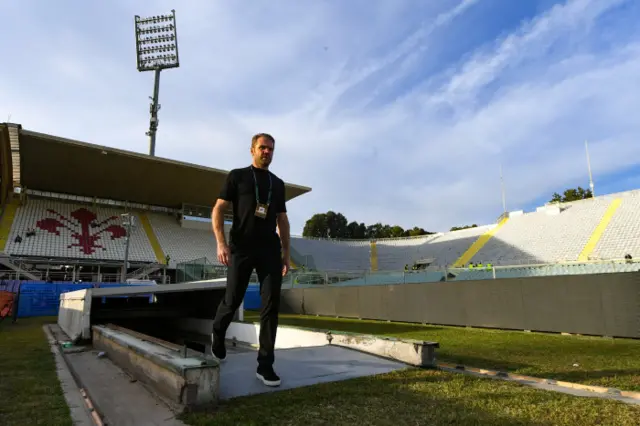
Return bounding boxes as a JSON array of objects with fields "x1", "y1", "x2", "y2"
[
  {"x1": 585, "y1": 140, "x2": 595, "y2": 197},
  {"x1": 134, "y1": 10, "x2": 180, "y2": 156},
  {"x1": 121, "y1": 213, "x2": 134, "y2": 282}
]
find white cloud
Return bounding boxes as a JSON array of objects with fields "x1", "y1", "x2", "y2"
[{"x1": 2, "y1": 0, "x2": 640, "y2": 234}]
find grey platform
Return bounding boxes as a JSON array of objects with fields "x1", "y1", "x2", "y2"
[{"x1": 220, "y1": 345, "x2": 408, "y2": 400}]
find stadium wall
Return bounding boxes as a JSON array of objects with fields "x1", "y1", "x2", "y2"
[
  {"x1": 278, "y1": 272, "x2": 640, "y2": 339},
  {"x1": 0, "y1": 281, "x2": 151, "y2": 318}
]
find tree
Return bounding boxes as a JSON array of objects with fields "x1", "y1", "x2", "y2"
[
  {"x1": 345, "y1": 221, "x2": 367, "y2": 239},
  {"x1": 550, "y1": 186, "x2": 593, "y2": 203},
  {"x1": 302, "y1": 211, "x2": 434, "y2": 239},
  {"x1": 302, "y1": 211, "x2": 349, "y2": 238},
  {"x1": 389, "y1": 225, "x2": 405, "y2": 238},
  {"x1": 404, "y1": 226, "x2": 433, "y2": 237},
  {"x1": 366, "y1": 223, "x2": 386, "y2": 239},
  {"x1": 450, "y1": 224, "x2": 478, "y2": 232},
  {"x1": 302, "y1": 213, "x2": 329, "y2": 238},
  {"x1": 325, "y1": 211, "x2": 348, "y2": 238}
]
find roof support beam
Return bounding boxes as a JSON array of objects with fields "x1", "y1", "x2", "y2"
[{"x1": 6, "y1": 123, "x2": 22, "y2": 192}]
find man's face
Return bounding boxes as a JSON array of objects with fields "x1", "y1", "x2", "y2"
[{"x1": 251, "y1": 137, "x2": 275, "y2": 168}]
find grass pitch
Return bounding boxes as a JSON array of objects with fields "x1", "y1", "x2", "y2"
[
  {"x1": 2, "y1": 314, "x2": 639, "y2": 426},
  {"x1": 0, "y1": 316, "x2": 72, "y2": 426},
  {"x1": 184, "y1": 361, "x2": 639, "y2": 426},
  {"x1": 244, "y1": 310, "x2": 640, "y2": 392}
]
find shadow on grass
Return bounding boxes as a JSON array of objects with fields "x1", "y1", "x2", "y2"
[
  {"x1": 245, "y1": 310, "x2": 445, "y2": 334},
  {"x1": 435, "y1": 353, "x2": 534, "y2": 373},
  {"x1": 183, "y1": 370, "x2": 550, "y2": 426}
]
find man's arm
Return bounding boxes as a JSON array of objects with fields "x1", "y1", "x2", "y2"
[
  {"x1": 212, "y1": 199, "x2": 232, "y2": 266},
  {"x1": 213, "y1": 169, "x2": 236, "y2": 252},
  {"x1": 277, "y1": 212, "x2": 291, "y2": 276},
  {"x1": 277, "y1": 212, "x2": 290, "y2": 254},
  {"x1": 212, "y1": 199, "x2": 230, "y2": 245}
]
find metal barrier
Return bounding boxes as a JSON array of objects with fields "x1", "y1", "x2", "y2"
[
  {"x1": 176, "y1": 257, "x2": 226, "y2": 283},
  {"x1": 279, "y1": 272, "x2": 640, "y2": 338}
]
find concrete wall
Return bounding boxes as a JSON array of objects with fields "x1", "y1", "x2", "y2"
[{"x1": 279, "y1": 272, "x2": 640, "y2": 338}]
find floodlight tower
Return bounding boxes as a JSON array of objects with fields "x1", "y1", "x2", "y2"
[
  {"x1": 134, "y1": 10, "x2": 180, "y2": 157},
  {"x1": 585, "y1": 140, "x2": 595, "y2": 197}
]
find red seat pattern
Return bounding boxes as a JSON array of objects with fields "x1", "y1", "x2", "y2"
[{"x1": 37, "y1": 208, "x2": 127, "y2": 255}]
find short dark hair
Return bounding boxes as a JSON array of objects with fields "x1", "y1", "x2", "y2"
[{"x1": 251, "y1": 133, "x2": 275, "y2": 148}]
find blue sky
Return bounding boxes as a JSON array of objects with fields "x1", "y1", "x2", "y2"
[{"x1": 2, "y1": 0, "x2": 640, "y2": 235}]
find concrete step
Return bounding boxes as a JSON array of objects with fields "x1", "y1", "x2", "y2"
[{"x1": 92, "y1": 325, "x2": 220, "y2": 412}]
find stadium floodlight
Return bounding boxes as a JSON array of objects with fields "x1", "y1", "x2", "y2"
[{"x1": 134, "y1": 9, "x2": 180, "y2": 157}]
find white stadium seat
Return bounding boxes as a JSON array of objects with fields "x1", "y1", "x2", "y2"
[
  {"x1": 290, "y1": 238, "x2": 370, "y2": 271},
  {"x1": 147, "y1": 213, "x2": 222, "y2": 268},
  {"x1": 591, "y1": 191, "x2": 640, "y2": 259},
  {"x1": 376, "y1": 226, "x2": 492, "y2": 269},
  {"x1": 5, "y1": 199, "x2": 156, "y2": 262},
  {"x1": 471, "y1": 191, "x2": 640, "y2": 265},
  {"x1": 5, "y1": 188, "x2": 640, "y2": 278}
]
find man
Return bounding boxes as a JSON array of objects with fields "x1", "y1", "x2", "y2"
[{"x1": 210, "y1": 133, "x2": 290, "y2": 387}]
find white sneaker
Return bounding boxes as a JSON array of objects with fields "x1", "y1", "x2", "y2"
[
  {"x1": 256, "y1": 367, "x2": 281, "y2": 387},
  {"x1": 209, "y1": 333, "x2": 226, "y2": 362}
]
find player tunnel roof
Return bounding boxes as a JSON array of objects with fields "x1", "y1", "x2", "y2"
[{"x1": 0, "y1": 123, "x2": 311, "y2": 209}]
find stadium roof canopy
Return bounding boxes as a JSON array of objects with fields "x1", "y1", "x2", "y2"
[{"x1": 0, "y1": 123, "x2": 311, "y2": 210}]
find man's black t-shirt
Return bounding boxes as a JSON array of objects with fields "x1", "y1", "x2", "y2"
[{"x1": 219, "y1": 166, "x2": 287, "y2": 252}]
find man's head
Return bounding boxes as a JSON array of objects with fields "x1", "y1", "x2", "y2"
[{"x1": 250, "y1": 133, "x2": 275, "y2": 169}]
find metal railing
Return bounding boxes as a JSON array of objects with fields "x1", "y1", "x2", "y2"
[
  {"x1": 0, "y1": 270, "x2": 128, "y2": 282},
  {"x1": 169, "y1": 255, "x2": 640, "y2": 286},
  {"x1": 277, "y1": 258, "x2": 640, "y2": 288}
]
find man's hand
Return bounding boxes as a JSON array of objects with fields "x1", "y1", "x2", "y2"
[
  {"x1": 217, "y1": 243, "x2": 231, "y2": 266},
  {"x1": 282, "y1": 251, "x2": 290, "y2": 276}
]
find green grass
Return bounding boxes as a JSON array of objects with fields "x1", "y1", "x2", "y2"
[
  {"x1": 183, "y1": 368, "x2": 640, "y2": 426},
  {"x1": 181, "y1": 310, "x2": 640, "y2": 424},
  {"x1": 2, "y1": 315, "x2": 639, "y2": 426},
  {"x1": 0, "y1": 316, "x2": 73, "y2": 426},
  {"x1": 244, "y1": 311, "x2": 640, "y2": 392}
]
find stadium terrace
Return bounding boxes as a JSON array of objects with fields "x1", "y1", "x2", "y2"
[
  {"x1": 0, "y1": 121, "x2": 639, "y2": 286},
  {"x1": 0, "y1": 122, "x2": 311, "y2": 283}
]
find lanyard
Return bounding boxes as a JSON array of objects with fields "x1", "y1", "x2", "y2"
[{"x1": 251, "y1": 166, "x2": 272, "y2": 205}]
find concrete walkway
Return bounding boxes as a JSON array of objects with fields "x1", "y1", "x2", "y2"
[
  {"x1": 47, "y1": 324, "x2": 188, "y2": 426},
  {"x1": 43, "y1": 325, "x2": 97, "y2": 426},
  {"x1": 220, "y1": 345, "x2": 408, "y2": 399},
  {"x1": 65, "y1": 349, "x2": 187, "y2": 426}
]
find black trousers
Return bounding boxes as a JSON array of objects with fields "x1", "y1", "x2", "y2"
[{"x1": 211, "y1": 246, "x2": 283, "y2": 368}]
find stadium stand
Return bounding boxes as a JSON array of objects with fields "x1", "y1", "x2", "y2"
[
  {"x1": 290, "y1": 238, "x2": 370, "y2": 271},
  {"x1": 284, "y1": 189, "x2": 640, "y2": 276},
  {"x1": 469, "y1": 191, "x2": 638, "y2": 265},
  {"x1": 376, "y1": 225, "x2": 493, "y2": 270},
  {"x1": 286, "y1": 188, "x2": 640, "y2": 282},
  {"x1": 1, "y1": 122, "x2": 638, "y2": 285},
  {"x1": 4, "y1": 198, "x2": 157, "y2": 262},
  {"x1": 375, "y1": 235, "x2": 439, "y2": 270},
  {"x1": 591, "y1": 190, "x2": 640, "y2": 259},
  {"x1": 148, "y1": 212, "x2": 222, "y2": 268},
  {"x1": 0, "y1": 122, "x2": 311, "y2": 283}
]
